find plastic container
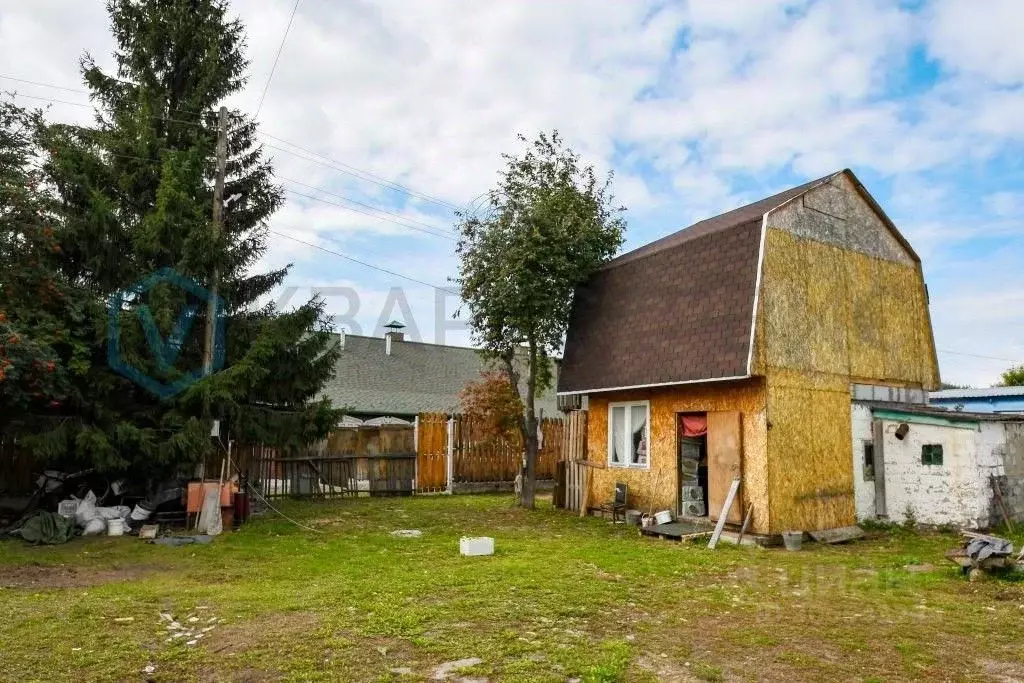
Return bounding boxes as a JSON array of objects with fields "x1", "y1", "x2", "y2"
[
  {"x1": 654, "y1": 509, "x2": 673, "y2": 525},
  {"x1": 106, "y1": 518, "x2": 125, "y2": 536},
  {"x1": 782, "y1": 530, "x2": 803, "y2": 551},
  {"x1": 625, "y1": 509, "x2": 643, "y2": 526},
  {"x1": 57, "y1": 500, "x2": 78, "y2": 519},
  {"x1": 459, "y1": 536, "x2": 495, "y2": 556}
]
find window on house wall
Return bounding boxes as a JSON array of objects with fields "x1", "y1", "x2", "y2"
[
  {"x1": 863, "y1": 442, "x2": 875, "y2": 481},
  {"x1": 921, "y1": 444, "x2": 944, "y2": 466},
  {"x1": 608, "y1": 401, "x2": 649, "y2": 468}
]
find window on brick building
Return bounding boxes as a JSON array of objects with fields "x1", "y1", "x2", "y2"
[
  {"x1": 921, "y1": 444, "x2": 943, "y2": 466},
  {"x1": 863, "y1": 442, "x2": 875, "y2": 480}
]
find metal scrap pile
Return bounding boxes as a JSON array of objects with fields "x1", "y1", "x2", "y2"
[{"x1": 946, "y1": 532, "x2": 1023, "y2": 578}]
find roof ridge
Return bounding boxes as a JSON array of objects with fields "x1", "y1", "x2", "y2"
[
  {"x1": 599, "y1": 170, "x2": 842, "y2": 270},
  {"x1": 339, "y1": 332, "x2": 481, "y2": 353}
]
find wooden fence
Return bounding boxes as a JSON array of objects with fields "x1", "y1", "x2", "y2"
[
  {"x1": 416, "y1": 413, "x2": 564, "y2": 491},
  {"x1": 232, "y1": 443, "x2": 415, "y2": 499},
  {"x1": 2, "y1": 410, "x2": 577, "y2": 500},
  {"x1": 0, "y1": 436, "x2": 35, "y2": 496},
  {"x1": 562, "y1": 411, "x2": 589, "y2": 512}
]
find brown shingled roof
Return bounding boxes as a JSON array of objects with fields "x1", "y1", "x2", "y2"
[{"x1": 557, "y1": 172, "x2": 840, "y2": 394}]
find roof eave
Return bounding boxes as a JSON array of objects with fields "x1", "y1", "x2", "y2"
[{"x1": 557, "y1": 374, "x2": 752, "y2": 396}]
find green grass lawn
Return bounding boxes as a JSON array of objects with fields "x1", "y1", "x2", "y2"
[{"x1": 1, "y1": 494, "x2": 1023, "y2": 682}]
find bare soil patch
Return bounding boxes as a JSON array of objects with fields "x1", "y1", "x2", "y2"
[
  {"x1": 0, "y1": 563, "x2": 153, "y2": 589},
  {"x1": 205, "y1": 611, "x2": 320, "y2": 656}
]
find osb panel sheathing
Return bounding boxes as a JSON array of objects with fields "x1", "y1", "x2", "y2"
[
  {"x1": 760, "y1": 228, "x2": 939, "y2": 388},
  {"x1": 586, "y1": 380, "x2": 770, "y2": 534},
  {"x1": 755, "y1": 226, "x2": 938, "y2": 531},
  {"x1": 764, "y1": 369, "x2": 856, "y2": 532}
]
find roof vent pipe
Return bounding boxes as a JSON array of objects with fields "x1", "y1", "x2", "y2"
[{"x1": 383, "y1": 320, "x2": 405, "y2": 356}]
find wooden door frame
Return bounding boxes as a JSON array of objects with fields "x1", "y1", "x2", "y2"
[{"x1": 675, "y1": 412, "x2": 708, "y2": 517}]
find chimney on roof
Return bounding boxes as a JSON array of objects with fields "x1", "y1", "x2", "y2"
[
  {"x1": 339, "y1": 328, "x2": 346, "y2": 350},
  {"x1": 384, "y1": 320, "x2": 405, "y2": 356}
]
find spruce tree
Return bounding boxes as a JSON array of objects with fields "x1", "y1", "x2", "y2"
[
  {"x1": 13, "y1": 0, "x2": 340, "y2": 481},
  {"x1": 0, "y1": 102, "x2": 99, "y2": 425}
]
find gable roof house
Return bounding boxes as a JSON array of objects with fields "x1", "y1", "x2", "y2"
[
  {"x1": 320, "y1": 326, "x2": 559, "y2": 423},
  {"x1": 558, "y1": 169, "x2": 940, "y2": 536}
]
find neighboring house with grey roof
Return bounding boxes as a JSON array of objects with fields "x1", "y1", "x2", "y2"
[{"x1": 320, "y1": 326, "x2": 559, "y2": 421}]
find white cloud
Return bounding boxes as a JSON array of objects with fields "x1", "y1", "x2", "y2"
[{"x1": 926, "y1": 0, "x2": 1024, "y2": 86}]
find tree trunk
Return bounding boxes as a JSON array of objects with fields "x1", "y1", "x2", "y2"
[
  {"x1": 520, "y1": 339, "x2": 539, "y2": 509},
  {"x1": 522, "y1": 408, "x2": 538, "y2": 509},
  {"x1": 502, "y1": 346, "x2": 538, "y2": 509}
]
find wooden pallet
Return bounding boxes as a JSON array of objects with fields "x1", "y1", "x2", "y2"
[{"x1": 641, "y1": 521, "x2": 714, "y2": 541}]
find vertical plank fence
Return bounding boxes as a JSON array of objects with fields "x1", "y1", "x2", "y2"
[
  {"x1": 416, "y1": 413, "x2": 449, "y2": 492},
  {"x1": 561, "y1": 410, "x2": 588, "y2": 511},
  {"x1": 0, "y1": 436, "x2": 36, "y2": 496}
]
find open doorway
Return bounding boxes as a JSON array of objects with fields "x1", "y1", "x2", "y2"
[{"x1": 677, "y1": 413, "x2": 708, "y2": 518}]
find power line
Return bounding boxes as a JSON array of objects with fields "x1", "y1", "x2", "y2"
[
  {"x1": 261, "y1": 135, "x2": 462, "y2": 212},
  {"x1": 0, "y1": 75, "x2": 87, "y2": 95},
  {"x1": 937, "y1": 349, "x2": 1023, "y2": 364},
  {"x1": 255, "y1": 0, "x2": 301, "y2": 118},
  {"x1": 3, "y1": 92, "x2": 213, "y2": 131},
  {"x1": 2, "y1": 73, "x2": 464, "y2": 215},
  {"x1": 267, "y1": 228, "x2": 459, "y2": 295},
  {"x1": 283, "y1": 187, "x2": 456, "y2": 241},
  {"x1": 280, "y1": 176, "x2": 457, "y2": 236}
]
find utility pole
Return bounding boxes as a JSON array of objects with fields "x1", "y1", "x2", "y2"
[{"x1": 203, "y1": 105, "x2": 228, "y2": 375}]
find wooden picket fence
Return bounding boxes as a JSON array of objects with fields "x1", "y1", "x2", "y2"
[
  {"x1": 415, "y1": 414, "x2": 450, "y2": 492},
  {"x1": 415, "y1": 413, "x2": 565, "y2": 491},
  {"x1": 562, "y1": 410, "x2": 589, "y2": 512}
]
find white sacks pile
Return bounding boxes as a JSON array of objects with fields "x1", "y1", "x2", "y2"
[{"x1": 62, "y1": 490, "x2": 131, "y2": 536}]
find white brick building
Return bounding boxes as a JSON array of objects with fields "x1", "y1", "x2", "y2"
[{"x1": 851, "y1": 400, "x2": 1024, "y2": 529}]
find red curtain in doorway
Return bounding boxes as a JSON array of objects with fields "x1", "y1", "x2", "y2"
[{"x1": 680, "y1": 414, "x2": 707, "y2": 438}]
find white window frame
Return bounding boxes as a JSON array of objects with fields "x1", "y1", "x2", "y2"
[{"x1": 607, "y1": 400, "x2": 650, "y2": 470}]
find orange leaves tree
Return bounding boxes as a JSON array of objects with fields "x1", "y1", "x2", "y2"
[{"x1": 459, "y1": 370, "x2": 524, "y2": 443}]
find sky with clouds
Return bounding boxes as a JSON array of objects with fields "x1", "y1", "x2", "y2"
[{"x1": 1, "y1": 0, "x2": 1022, "y2": 387}]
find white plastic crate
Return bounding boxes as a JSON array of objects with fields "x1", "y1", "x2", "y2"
[{"x1": 459, "y1": 536, "x2": 494, "y2": 556}]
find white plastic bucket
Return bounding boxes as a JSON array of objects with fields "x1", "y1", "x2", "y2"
[
  {"x1": 654, "y1": 510, "x2": 673, "y2": 525},
  {"x1": 782, "y1": 530, "x2": 803, "y2": 551},
  {"x1": 106, "y1": 518, "x2": 125, "y2": 537}
]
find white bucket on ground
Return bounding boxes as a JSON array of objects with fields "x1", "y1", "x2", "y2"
[
  {"x1": 106, "y1": 518, "x2": 125, "y2": 536},
  {"x1": 782, "y1": 530, "x2": 803, "y2": 551},
  {"x1": 459, "y1": 537, "x2": 494, "y2": 556}
]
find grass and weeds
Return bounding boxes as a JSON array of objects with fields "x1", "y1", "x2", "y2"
[{"x1": 1, "y1": 494, "x2": 1023, "y2": 682}]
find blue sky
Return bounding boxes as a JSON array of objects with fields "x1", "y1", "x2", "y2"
[{"x1": 2, "y1": 0, "x2": 1022, "y2": 386}]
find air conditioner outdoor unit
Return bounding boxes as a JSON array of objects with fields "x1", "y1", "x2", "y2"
[
  {"x1": 681, "y1": 485, "x2": 704, "y2": 502},
  {"x1": 681, "y1": 500, "x2": 706, "y2": 517}
]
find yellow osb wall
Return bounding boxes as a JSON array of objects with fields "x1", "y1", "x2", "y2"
[
  {"x1": 586, "y1": 379, "x2": 770, "y2": 534},
  {"x1": 764, "y1": 369, "x2": 856, "y2": 532},
  {"x1": 753, "y1": 227, "x2": 938, "y2": 531},
  {"x1": 755, "y1": 228, "x2": 939, "y2": 387}
]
